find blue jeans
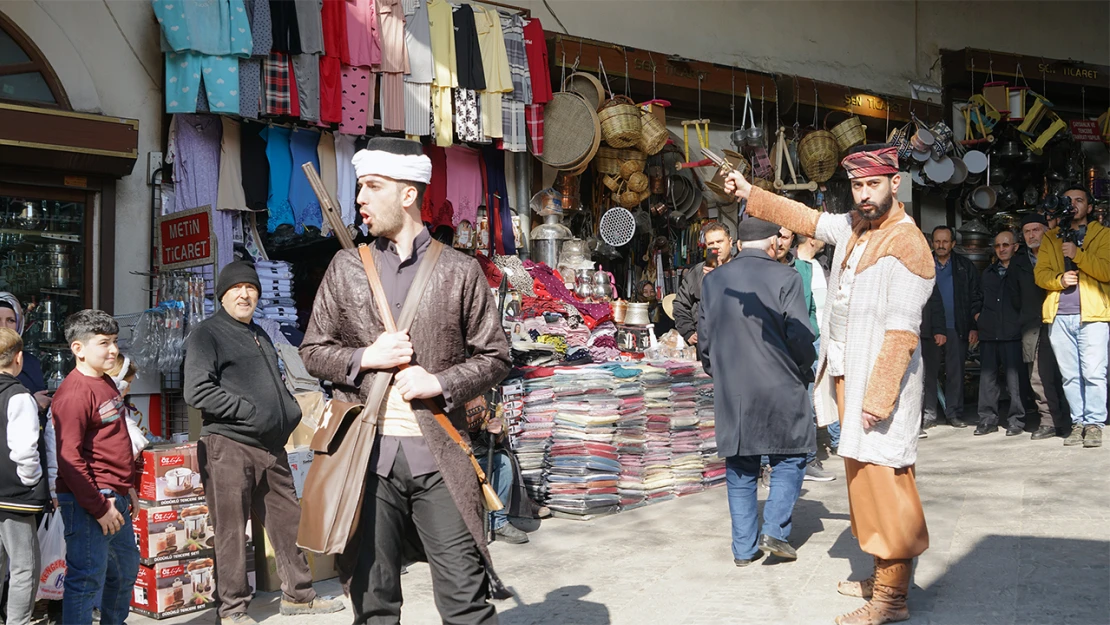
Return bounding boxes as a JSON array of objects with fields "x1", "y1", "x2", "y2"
[
  {"x1": 725, "y1": 454, "x2": 807, "y2": 560},
  {"x1": 1049, "y1": 316, "x2": 1108, "y2": 427},
  {"x1": 58, "y1": 490, "x2": 140, "y2": 625},
  {"x1": 806, "y1": 337, "x2": 821, "y2": 464},
  {"x1": 478, "y1": 450, "x2": 513, "y2": 530}
]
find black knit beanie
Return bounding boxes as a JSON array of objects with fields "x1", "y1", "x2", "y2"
[{"x1": 216, "y1": 261, "x2": 261, "y2": 300}]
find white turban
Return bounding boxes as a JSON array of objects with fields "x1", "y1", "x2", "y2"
[{"x1": 351, "y1": 149, "x2": 433, "y2": 184}]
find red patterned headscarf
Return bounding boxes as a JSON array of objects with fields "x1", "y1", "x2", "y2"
[{"x1": 841, "y1": 146, "x2": 899, "y2": 179}]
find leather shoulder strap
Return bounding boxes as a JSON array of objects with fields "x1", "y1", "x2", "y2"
[
  {"x1": 397, "y1": 240, "x2": 444, "y2": 332},
  {"x1": 357, "y1": 241, "x2": 488, "y2": 480}
]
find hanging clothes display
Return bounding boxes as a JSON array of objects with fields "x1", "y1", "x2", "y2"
[
  {"x1": 288, "y1": 129, "x2": 324, "y2": 233},
  {"x1": 522, "y1": 17, "x2": 551, "y2": 155},
  {"x1": 260, "y1": 125, "x2": 296, "y2": 232},
  {"x1": 294, "y1": 0, "x2": 325, "y2": 54},
  {"x1": 334, "y1": 133, "x2": 358, "y2": 228},
  {"x1": 345, "y1": 0, "x2": 381, "y2": 67},
  {"x1": 427, "y1": 0, "x2": 457, "y2": 147},
  {"x1": 157, "y1": 0, "x2": 254, "y2": 115},
  {"x1": 402, "y1": 0, "x2": 433, "y2": 137},
  {"x1": 269, "y1": 0, "x2": 303, "y2": 53},
  {"x1": 319, "y1": 0, "x2": 348, "y2": 123},
  {"x1": 421, "y1": 144, "x2": 453, "y2": 232},
  {"x1": 499, "y1": 11, "x2": 530, "y2": 152},
  {"x1": 172, "y1": 115, "x2": 236, "y2": 270},
  {"x1": 264, "y1": 52, "x2": 294, "y2": 116},
  {"x1": 482, "y1": 145, "x2": 515, "y2": 255},
  {"x1": 339, "y1": 65, "x2": 375, "y2": 135},
  {"x1": 292, "y1": 53, "x2": 321, "y2": 122},
  {"x1": 444, "y1": 145, "x2": 483, "y2": 228},
  {"x1": 240, "y1": 121, "x2": 270, "y2": 212},
  {"x1": 453, "y1": 4, "x2": 485, "y2": 143},
  {"x1": 377, "y1": 0, "x2": 409, "y2": 132},
  {"x1": 217, "y1": 118, "x2": 249, "y2": 212},
  {"x1": 475, "y1": 6, "x2": 511, "y2": 141},
  {"x1": 239, "y1": 0, "x2": 271, "y2": 119}
]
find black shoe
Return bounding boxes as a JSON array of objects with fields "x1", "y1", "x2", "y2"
[
  {"x1": 758, "y1": 535, "x2": 798, "y2": 560},
  {"x1": 949, "y1": 418, "x2": 969, "y2": 429},
  {"x1": 922, "y1": 417, "x2": 938, "y2": 430},
  {"x1": 734, "y1": 551, "x2": 765, "y2": 567},
  {"x1": 1005, "y1": 426, "x2": 1024, "y2": 437},
  {"x1": 494, "y1": 523, "x2": 529, "y2": 544},
  {"x1": 1030, "y1": 426, "x2": 1057, "y2": 440},
  {"x1": 974, "y1": 424, "x2": 998, "y2": 436}
]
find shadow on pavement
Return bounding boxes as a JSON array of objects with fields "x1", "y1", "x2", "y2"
[{"x1": 497, "y1": 584, "x2": 610, "y2": 625}]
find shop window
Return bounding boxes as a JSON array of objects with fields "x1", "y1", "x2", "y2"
[{"x1": 0, "y1": 13, "x2": 68, "y2": 108}]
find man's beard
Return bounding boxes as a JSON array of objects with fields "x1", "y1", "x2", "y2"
[
  {"x1": 367, "y1": 199, "x2": 406, "y2": 238},
  {"x1": 854, "y1": 194, "x2": 894, "y2": 221}
]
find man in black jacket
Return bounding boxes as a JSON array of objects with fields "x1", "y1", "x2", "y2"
[
  {"x1": 919, "y1": 284, "x2": 947, "y2": 432},
  {"x1": 700, "y1": 217, "x2": 816, "y2": 566},
  {"x1": 185, "y1": 261, "x2": 343, "y2": 624},
  {"x1": 927, "y1": 226, "x2": 983, "y2": 428},
  {"x1": 1014, "y1": 214, "x2": 1066, "y2": 439},
  {"x1": 674, "y1": 223, "x2": 734, "y2": 351},
  {"x1": 975, "y1": 231, "x2": 1027, "y2": 436}
]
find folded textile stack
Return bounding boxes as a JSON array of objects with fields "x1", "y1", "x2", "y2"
[
  {"x1": 640, "y1": 365, "x2": 675, "y2": 504},
  {"x1": 253, "y1": 261, "x2": 298, "y2": 325},
  {"x1": 517, "y1": 375, "x2": 557, "y2": 504},
  {"x1": 544, "y1": 367, "x2": 621, "y2": 517},
  {"x1": 694, "y1": 368, "x2": 725, "y2": 488},
  {"x1": 669, "y1": 378, "x2": 704, "y2": 496},
  {"x1": 607, "y1": 364, "x2": 647, "y2": 510}
]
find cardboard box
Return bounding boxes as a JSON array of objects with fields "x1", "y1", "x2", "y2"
[
  {"x1": 134, "y1": 502, "x2": 215, "y2": 565},
  {"x1": 139, "y1": 443, "x2": 205, "y2": 506},
  {"x1": 253, "y1": 518, "x2": 336, "y2": 592},
  {"x1": 286, "y1": 447, "x2": 314, "y2": 500},
  {"x1": 130, "y1": 557, "x2": 216, "y2": 620}
]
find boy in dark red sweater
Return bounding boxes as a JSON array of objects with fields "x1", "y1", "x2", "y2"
[{"x1": 52, "y1": 310, "x2": 139, "y2": 625}]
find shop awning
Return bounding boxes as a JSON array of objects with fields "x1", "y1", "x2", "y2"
[{"x1": 0, "y1": 103, "x2": 140, "y2": 178}]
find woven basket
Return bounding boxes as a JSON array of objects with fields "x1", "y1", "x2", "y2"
[
  {"x1": 596, "y1": 146, "x2": 645, "y2": 175},
  {"x1": 627, "y1": 172, "x2": 649, "y2": 193},
  {"x1": 563, "y1": 72, "x2": 605, "y2": 111},
  {"x1": 598, "y1": 96, "x2": 643, "y2": 149},
  {"x1": 538, "y1": 92, "x2": 601, "y2": 169},
  {"x1": 637, "y1": 107, "x2": 668, "y2": 155},
  {"x1": 798, "y1": 130, "x2": 840, "y2": 183},
  {"x1": 619, "y1": 159, "x2": 646, "y2": 179},
  {"x1": 826, "y1": 111, "x2": 867, "y2": 154}
]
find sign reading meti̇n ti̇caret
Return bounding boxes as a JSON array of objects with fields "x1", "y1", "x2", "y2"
[{"x1": 158, "y1": 206, "x2": 216, "y2": 270}]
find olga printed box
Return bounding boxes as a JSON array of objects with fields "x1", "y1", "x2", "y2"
[
  {"x1": 134, "y1": 502, "x2": 214, "y2": 565},
  {"x1": 130, "y1": 557, "x2": 215, "y2": 619},
  {"x1": 139, "y1": 443, "x2": 205, "y2": 505}
]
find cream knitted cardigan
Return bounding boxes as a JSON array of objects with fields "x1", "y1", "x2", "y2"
[{"x1": 746, "y1": 188, "x2": 935, "y2": 468}]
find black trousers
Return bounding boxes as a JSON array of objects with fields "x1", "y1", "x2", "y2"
[
  {"x1": 923, "y1": 329, "x2": 969, "y2": 422},
  {"x1": 350, "y1": 446, "x2": 497, "y2": 625},
  {"x1": 1028, "y1": 325, "x2": 1066, "y2": 430},
  {"x1": 977, "y1": 341, "x2": 1027, "y2": 429}
]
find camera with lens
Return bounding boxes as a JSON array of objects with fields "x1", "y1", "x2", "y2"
[{"x1": 1040, "y1": 193, "x2": 1081, "y2": 246}]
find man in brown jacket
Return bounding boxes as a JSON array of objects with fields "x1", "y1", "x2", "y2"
[{"x1": 300, "y1": 137, "x2": 512, "y2": 624}]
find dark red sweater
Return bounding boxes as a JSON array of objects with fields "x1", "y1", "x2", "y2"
[{"x1": 52, "y1": 370, "x2": 138, "y2": 519}]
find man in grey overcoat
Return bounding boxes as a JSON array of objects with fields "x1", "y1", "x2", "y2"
[{"x1": 700, "y1": 217, "x2": 817, "y2": 566}]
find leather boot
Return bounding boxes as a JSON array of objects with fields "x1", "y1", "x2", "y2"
[
  {"x1": 834, "y1": 558, "x2": 911, "y2": 625},
  {"x1": 837, "y1": 556, "x2": 876, "y2": 599}
]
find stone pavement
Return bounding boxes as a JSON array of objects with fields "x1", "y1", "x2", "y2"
[{"x1": 135, "y1": 424, "x2": 1109, "y2": 625}]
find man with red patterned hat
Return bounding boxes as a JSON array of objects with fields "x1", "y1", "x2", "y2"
[{"x1": 726, "y1": 144, "x2": 933, "y2": 625}]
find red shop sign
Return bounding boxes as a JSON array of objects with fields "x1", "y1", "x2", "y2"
[
  {"x1": 1070, "y1": 120, "x2": 1105, "y2": 143},
  {"x1": 158, "y1": 206, "x2": 216, "y2": 270}
]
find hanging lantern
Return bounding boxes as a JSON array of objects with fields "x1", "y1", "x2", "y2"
[
  {"x1": 982, "y1": 81, "x2": 1010, "y2": 116},
  {"x1": 1007, "y1": 86, "x2": 1030, "y2": 121}
]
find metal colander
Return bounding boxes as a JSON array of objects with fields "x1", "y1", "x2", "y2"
[{"x1": 599, "y1": 207, "x2": 636, "y2": 247}]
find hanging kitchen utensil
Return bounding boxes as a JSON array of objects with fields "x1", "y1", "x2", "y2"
[
  {"x1": 945, "y1": 156, "x2": 968, "y2": 187},
  {"x1": 924, "y1": 155, "x2": 955, "y2": 186},
  {"x1": 772, "y1": 126, "x2": 818, "y2": 192},
  {"x1": 563, "y1": 72, "x2": 605, "y2": 112},
  {"x1": 599, "y1": 206, "x2": 637, "y2": 247},
  {"x1": 741, "y1": 86, "x2": 763, "y2": 146},
  {"x1": 538, "y1": 91, "x2": 601, "y2": 170}
]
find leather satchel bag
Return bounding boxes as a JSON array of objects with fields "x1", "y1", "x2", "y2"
[
  {"x1": 357, "y1": 245, "x2": 505, "y2": 514},
  {"x1": 297, "y1": 241, "x2": 445, "y2": 555}
]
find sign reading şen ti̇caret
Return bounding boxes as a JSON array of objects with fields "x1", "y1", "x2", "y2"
[{"x1": 157, "y1": 206, "x2": 215, "y2": 270}]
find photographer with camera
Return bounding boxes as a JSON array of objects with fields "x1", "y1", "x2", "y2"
[{"x1": 1034, "y1": 185, "x2": 1110, "y2": 448}]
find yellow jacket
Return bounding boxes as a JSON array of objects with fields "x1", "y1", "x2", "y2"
[{"x1": 1034, "y1": 221, "x2": 1110, "y2": 323}]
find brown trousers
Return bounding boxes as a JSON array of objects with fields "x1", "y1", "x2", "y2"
[
  {"x1": 199, "y1": 434, "x2": 315, "y2": 617},
  {"x1": 835, "y1": 377, "x2": 929, "y2": 560}
]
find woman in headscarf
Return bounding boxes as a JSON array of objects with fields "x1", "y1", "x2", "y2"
[{"x1": 0, "y1": 293, "x2": 49, "y2": 412}]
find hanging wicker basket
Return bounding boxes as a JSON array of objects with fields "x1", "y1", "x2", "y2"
[
  {"x1": 798, "y1": 130, "x2": 840, "y2": 183},
  {"x1": 826, "y1": 111, "x2": 867, "y2": 154},
  {"x1": 637, "y1": 107, "x2": 668, "y2": 155},
  {"x1": 563, "y1": 72, "x2": 605, "y2": 111},
  {"x1": 627, "y1": 172, "x2": 649, "y2": 193},
  {"x1": 597, "y1": 146, "x2": 645, "y2": 175},
  {"x1": 598, "y1": 96, "x2": 643, "y2": 149}
]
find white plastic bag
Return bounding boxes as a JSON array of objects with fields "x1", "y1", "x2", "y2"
[{"x1": 35, "y1": 510, "x2": 66, "y2": 601}]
